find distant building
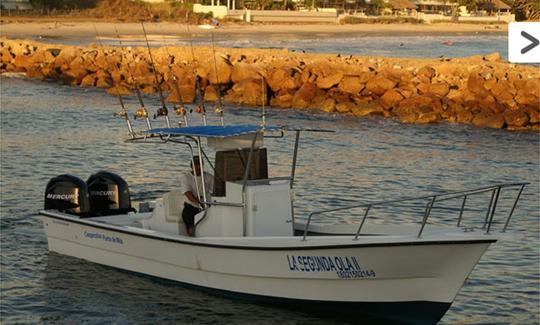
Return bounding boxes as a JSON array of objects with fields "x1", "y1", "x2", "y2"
[
  {"x1": 387, "y1": 0, "x2": 417, "y2": 14},
  {"x1": 0, "y1": 0, "x2": 33, "y2": 10},
  {"x1": 412, "y1": 0, "x2": 456, "y2": 14},
  {"x1": 478, "y1": 0, "x2": 512, "y2": 14}
]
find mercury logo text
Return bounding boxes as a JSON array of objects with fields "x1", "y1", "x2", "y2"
[{"x1": 46, "y1": 193, "x2": 76, "y2": 200}]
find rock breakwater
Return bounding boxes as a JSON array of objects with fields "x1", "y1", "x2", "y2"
[{"x1": 1, "y1": 38, "x2": 538, "y2": 131}]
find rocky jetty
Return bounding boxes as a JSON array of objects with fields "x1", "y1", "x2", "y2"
[{"x1": 1, "y1": 38, "x2": 538, "y2": 131}]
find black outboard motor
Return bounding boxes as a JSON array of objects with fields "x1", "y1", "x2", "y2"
[
  {"x1": 44, "y1": 174, "x2": 91, "y2": 217},
  {"x1": 86, "y1": 171, "x2": 134, "y2": 216}
]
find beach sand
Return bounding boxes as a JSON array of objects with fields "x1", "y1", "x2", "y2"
[{"x1": 0, "y1": 20, "x2": 507, "y2": 44}]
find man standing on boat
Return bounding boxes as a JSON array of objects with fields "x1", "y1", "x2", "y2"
[{"x1": 180, "y1": 156, "x2": 213, "y2": 237}]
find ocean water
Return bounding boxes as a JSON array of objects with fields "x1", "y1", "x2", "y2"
[
  {"x1": 0, "y1": 34, "x2": 538, "y2": 325},
  {"x1": 58, "y1": 33, "x2": 508, "y2": 59}
]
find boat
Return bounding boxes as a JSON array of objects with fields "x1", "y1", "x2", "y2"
[{"x1": 39, "y1": 122, "x2": 528, "y2": 325}]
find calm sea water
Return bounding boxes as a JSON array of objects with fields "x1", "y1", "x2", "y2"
[
  {"x1": 49, "y1": 33, "x2": 509, "y2": 59},
  {"x1": 0, "y1": 35, "x2": 538, "y2": 325}
]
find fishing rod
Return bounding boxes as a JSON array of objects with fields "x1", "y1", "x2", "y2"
[
  {"x1": 159, "y1": 27, "x2": 189, "y2": 127},
  {"x1": 186, "y1": 13, "x2": 207, "y2": 126},
  {"x1": 92, "y1": 24, "x2": 136, "y2": 139},
  {"x1": 113, "y1": 25, "x2": 152, "y2": 131},
  {"x1": 261, "y1": 74, "x2": 266, "y2": 129},
  {"x1": 210, "y1": 28, "x2": 224, "y2": 126},
  {"x1": 140, "y1": 21, "x2": 171, "y2": 128}
]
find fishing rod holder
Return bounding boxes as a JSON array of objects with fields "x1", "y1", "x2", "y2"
[
  {"x1": 134, "y1": 107, "x2": 149, "y2": 119},
  {"x1": 114, "y1": 111, "x2": 128, "y2": 118},
  {"x1": 155, "y1": 106, "x2": 169, "y2": 118},
  {"x1": 174, "y1": 106, "x2": 187, "y2": 115}
]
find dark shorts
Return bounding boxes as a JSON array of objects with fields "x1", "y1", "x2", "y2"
[{"x1": 182, "y1": 202, "x2": 201, "y2": 228}]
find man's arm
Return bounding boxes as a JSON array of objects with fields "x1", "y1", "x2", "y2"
[
  {"x1": 184, "y1": 191, "x2": 200, "y2": 206},
  {"x1": 180, "y1": 172, "x2": 200, "y2": 206}
]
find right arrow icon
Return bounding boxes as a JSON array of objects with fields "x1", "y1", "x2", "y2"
[
  {"x1": 521, "y1": 31, "x2": 539, "y2": 54},
  {"x1": 509, "y1": 22, "x2": 540, "y2": 63}
]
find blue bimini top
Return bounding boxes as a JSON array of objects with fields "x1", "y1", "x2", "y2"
[{"x1": 145, "y1": 125, "x2": 280, "y2": 138}]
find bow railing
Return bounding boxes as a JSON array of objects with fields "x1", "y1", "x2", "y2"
[{"x1": 302, "y1": 182, "x2": 529, "y2": 241}]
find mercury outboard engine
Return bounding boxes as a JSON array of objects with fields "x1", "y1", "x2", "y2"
[
  {"x1": 87, "y1": 171, "x2": 134, "y2": 216},
  {"x1": 44, "y1": 174, "x2": 91, "y2": 217}
]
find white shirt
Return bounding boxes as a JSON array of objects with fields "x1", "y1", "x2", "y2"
[{"x1": 179, "y1": 171, "x2": 213, "y2": 208}]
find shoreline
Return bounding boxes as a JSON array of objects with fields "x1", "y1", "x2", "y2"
[{"x1": 0, "y1": 21, "x2": 507, "y2": 44}]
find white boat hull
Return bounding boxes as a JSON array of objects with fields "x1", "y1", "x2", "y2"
[{"x1": 41, "y1": 211, "x2": 496, "y2": 325}]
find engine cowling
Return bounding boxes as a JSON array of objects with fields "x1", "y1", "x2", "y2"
[
  {"x1": 87, "y1": 171, "x2": 134, "y2": 216},
  {"x1": 44, "y1": 174, "x2": 91, "y2": 217}
]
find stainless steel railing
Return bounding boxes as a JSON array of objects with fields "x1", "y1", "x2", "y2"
[{"x1": 302, "y1": 182, "x2": 529, "y2": 241}]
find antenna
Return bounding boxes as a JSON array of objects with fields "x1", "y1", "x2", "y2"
[
  {"x1": 210, "y1": 28, "x2": 224, "y2": 126},
  {"x1": 92, "y1": 24, "x2": 136, "y2": 139},
  {"x1": 113, "y1": 25, "x2": 152, "y2": 131},
  {"x1": 140, "y1": 21, "x2": 171, "y2": 128},
  {"x1": 186, "y1": 13, "x2": 207, "y2": 126},
  {"x1": 159, "y1": 26, "x2": 189, "y2": 127}
]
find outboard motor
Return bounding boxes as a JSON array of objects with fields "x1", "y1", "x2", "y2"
[
  {"x1": 87, "y1": 171, "x2": 134, "y2": 216},
  {"x1": 44, "y1": 174, "x2": 91, "y2": 217}
]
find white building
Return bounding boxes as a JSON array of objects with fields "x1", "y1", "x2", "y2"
[{"x1": 0, "y1": 0, "x2": 33, "y2": 10}]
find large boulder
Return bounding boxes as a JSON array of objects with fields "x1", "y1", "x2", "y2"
[
  {"x1": 483, "y1": 52, "x2": 501, "y2": 62},
  {"x1": 54, "y1": 46, "x2": 80, "y2": 71},
  {"x1": 338, "y1": 76, "x2": 364, "y2": 95},
  {"x1": 416, "y1": 82, "x2": 430, "y2": 95},
  {"x1": 231, "y1": 62, "x2": 263, "y2": 83},
  {"x1": 310, "y1": 94, "x2": 328, "y2": 110},
  {"x1": 379, "y1": 89, "x2": 404, "y2": 110},
  {"x1": 471, "y1": 112, "x2": 505, "y2": 129},
  {"x1": 270, "y1": 89, "x2": 294, "y2": 108},
  {"x1": 292, "y1": 82, "x2": 320, "y2": 109},
  {"x1": 429, "y1": 82, "x2": 450, "y2": 97},
  {"x1": 203, "y1": 85, "x2": 219, "y2": 102},
  {"x1": 225, "y1": 78, "x2": 266, "y2": 106},
  {"x1": 63, "y1": 67, "x2": 88, "y2": 85},
  {"x1": 30, "y1": 49, "x2": 56, "y2": 65},
  {"x1": 131, "y1": 62, "x2": 158, "y2": 86},
  {"x1": 515, "y1": 88, "x2": 539, "y2": 106},
  {"x1": 490, "y1": 79, "x2": 516, "y2": 96},
  {"x1": 351, "y1": 101, "x2": 384, "y2": 117},
  {"x1": 365, "y1": 75, "x2": 396, "y2": 96},
  {"x1": 456, "y1": 108, "x2": 474, "y2": 124},
  {"x1": 25, "y1": 66, "x2": 45, "y2": 79},
  {"x1": 467, "y1": 73, "x2": 489, "y2": 96},
  {"x1": 416, "y1": 66, "x2": 436, "y2": 83},
  {"x1": 205, "y1": 58, "x2": 232, "y2": 85},
  {"x1": 320, "y1": 97, "x2": 336, "y2": 113},
  {"x1": 11, "y1": 54, "x2": 33, "y2": 71},
  {"x1": 80, "y1": 74, "x2": 96, "y2": 87},
  {"x1": 335, "y1": 101, "x2": 356, "y2": 114},
  {"x1": 0, "y1": 48, "x2": 14, "y2": 64},
  {"x1": 396, "y1": 106, "x2": 439, "y2": 124},
  {"x1": 394, "y1": 95, "x2": 442, "y2": 116},
  {"x1": 267, "y1": 67, "x2": 298, "y2": 92},
  {"x1": 504, "y1": 110, "x2": 530, "y2": 127},
  {"x1": 166, "y1": 80, "x2": 196, "y2": 104},
  {"x1": 398, "y1": 84, "x2": 418, "y2": 98},
  {"x1": 316, "y1": 71, "x2": 343, "y2": 89},
  {"x1": 107, "y1": 85, "x2": 132, "y2": 96},
  {"x1": 524, "y1": 106, "x2": 540, "y2": 124},
  {"x1": 416, "y1": 110, "x2": 440, "y2": 124}
]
